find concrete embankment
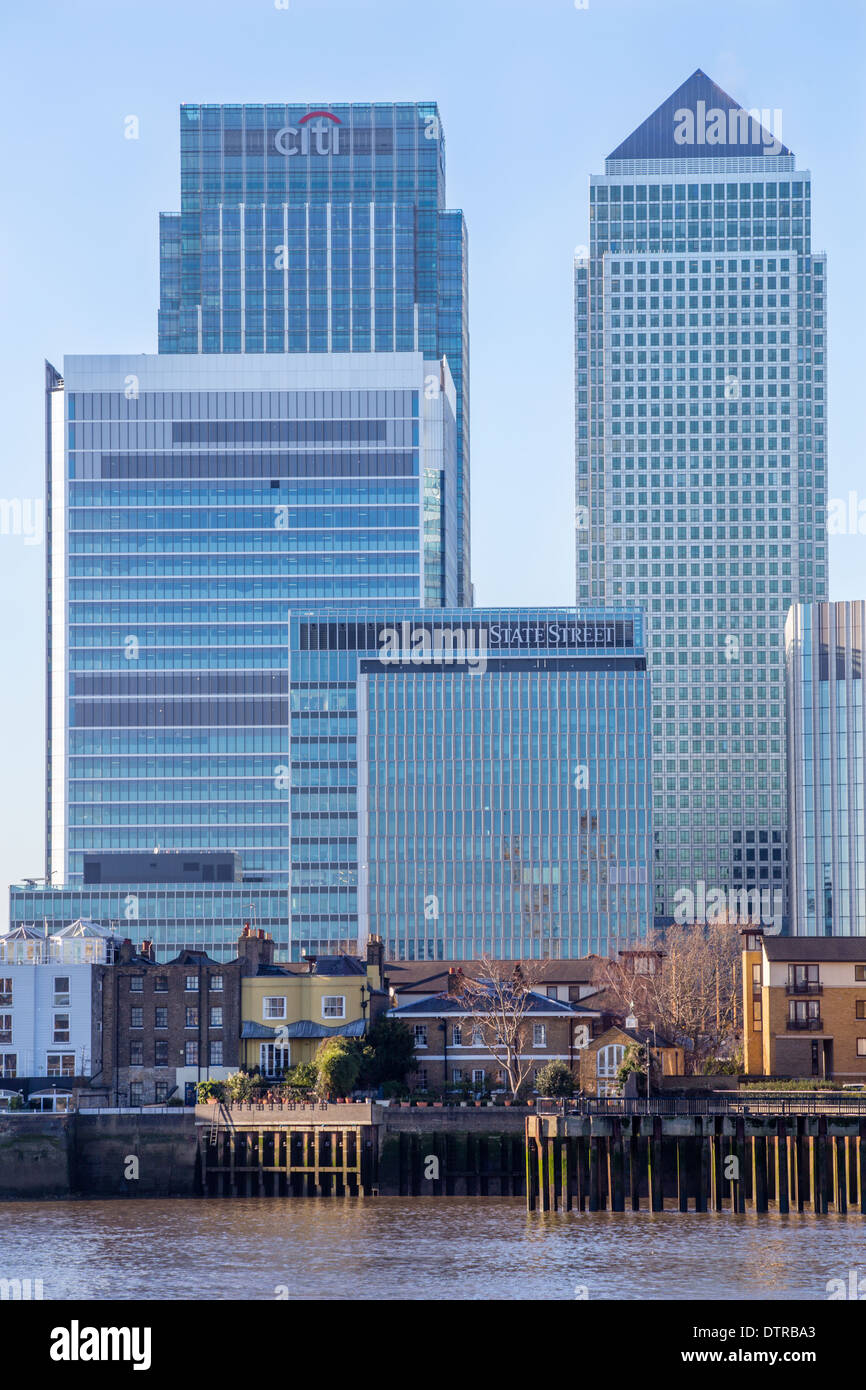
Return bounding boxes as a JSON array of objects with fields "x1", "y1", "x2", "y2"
[{"x1": 0, "y1": 1112, "x2": 199, "y2": 1199}]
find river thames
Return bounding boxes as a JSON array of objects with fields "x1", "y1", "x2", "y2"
[{"x1": 1, "y1": 1199, "x2": 864, "y2": 1300}]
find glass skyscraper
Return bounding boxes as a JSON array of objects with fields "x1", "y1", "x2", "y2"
[
  {"x1": 575, "y1": 70, "x2": 828, "y2": 926},
  {"x1": 289, "y1": 607, "x2": 651, "y2": 960},
  {"x1": 786, "y1": 602, "x2": 865, "y2": 936},
  {"x1": 11, "y1": 351, "x2": 456, "y2": 954},
  {"x1": 158, "y1": 102, "x2": 471, "y2": 604}
]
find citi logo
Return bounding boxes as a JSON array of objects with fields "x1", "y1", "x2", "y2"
[
  {"x1": 49, "y1": 1321, "x2": 152, "y2": 1372},
  {"x1": 673, "y1": 101, "x2": 783, "y2": 155},
  {"x1": 274, "y1": 110, "x2": 341, "y2": 156}
]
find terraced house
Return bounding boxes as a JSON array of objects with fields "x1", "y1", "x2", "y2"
[
  {"x1": 240, "y1": 936, "x2": 388, "y2": 1077},
  {"x1": 743, "y1": 931, "x2": 866, "y2": 1080}
]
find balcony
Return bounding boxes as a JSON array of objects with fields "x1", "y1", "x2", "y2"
[
  {"x1": 786, "y1": 980, "x2": 823, "y2": 996},
  {"x1": 786, "y1": 1016, "x2": 823, "y2": 1031}
]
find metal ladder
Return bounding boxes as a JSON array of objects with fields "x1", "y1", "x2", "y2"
[{"x1": 209, "y1": 1103, "x2": 221, "y2": 1147}]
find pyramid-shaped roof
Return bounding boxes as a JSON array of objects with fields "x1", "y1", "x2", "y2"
[
  {"x1": 0, "y1": 924, "x2": 46, "y2": 941},
  {"x1": 608, "y1": 69, "x2": 791, "y2": 161},
  {"x1": 51, "y1": 918, "x2": 117, "y2": 940}
]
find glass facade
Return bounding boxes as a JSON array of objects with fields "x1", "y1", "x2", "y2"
[
  {"x1": 289, "y1": 607, "x2": 652, "y2": 960},
  {"x1": 575, "y1": 71, "x2": 827, "y2": 926},
  {"x1": 786, "y1": 603, "x2": 866, "y2": 936},
  {"x1": 39, "y1": 353, "x2": 456, "y2": 917},
  {"x1": 158, "y1": 102, "x2": 471, "y2": 604}
]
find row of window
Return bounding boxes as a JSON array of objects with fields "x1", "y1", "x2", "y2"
[
  {"x1": 412, "y1": 1022, "x2": 553, "y2": 1048},
  {"x1": 126, "y1": 1006, "x2": 223, "y2": 1029},
  {"x1": 262, "y1": 995, "x2": 345, "y2": 1021},
  {"x1": 128, "y1": 974, "x2": 223, "y2": 991}
]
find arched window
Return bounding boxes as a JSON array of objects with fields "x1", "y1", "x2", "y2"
[{"x1": 596, "y1": 1043, "x2": 626, "y2": 1097}]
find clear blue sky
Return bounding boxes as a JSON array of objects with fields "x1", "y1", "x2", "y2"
[{"x1": 1, "y1": 0, "x2": 863, "y2": 920}]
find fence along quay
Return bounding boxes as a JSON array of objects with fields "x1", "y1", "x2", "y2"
[{"x1": 526, "y1": 1096, "x2": 866, "y2": 1214}]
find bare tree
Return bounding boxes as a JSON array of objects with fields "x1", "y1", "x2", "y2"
[
  {"x1": 451, "y1": 957, "x2": 549, "y2": 1098},
  {"x1": 595, "y1": 923, "x2": 742, "y2": 1073}
]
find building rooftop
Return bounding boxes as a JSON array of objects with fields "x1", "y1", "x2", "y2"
[
  {"x1": 608, "y1": 68, "x2": 792, "y2": 162},
  {"x1": 762, "y1": 938, "x2": 866, "y2": 962}
]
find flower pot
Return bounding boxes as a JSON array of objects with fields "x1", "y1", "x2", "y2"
[
  {"x1": 433, "y1": 1102, "x2": 443, "y2": 1108},
  {"x1": 504, "y1": 1100, "x2": 512, "y2": 1107},
  {"x1": 473, "y1": 1101, "x2": 482, "y2": 1107},
  {"x1": 416, "y1": 1101, "x2": 429, "y2": 1108}
]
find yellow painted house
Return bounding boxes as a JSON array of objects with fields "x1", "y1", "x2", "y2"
[{"x1": 240, "y1": 937, "x2": 387, "y2": 1076}]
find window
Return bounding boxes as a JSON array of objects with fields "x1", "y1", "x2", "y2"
[
  {"x1": 185, "y1": 1007, "x2": 199, "y2": 1029},
  {"x1": 129, "y1": 976, "x2": 144, "y2": 993},
  {"x1": 185, "y1": 976, "x2": 199, "y2": 992},
  {"x1": 471, "y1": 1026, "x2": 483, "y2": 1046},
  {"x1": 0, "y1": 980, "x2": 11, "y2": 1007},
  {"x1": 596, "y1": 1044, "x2": 626, "y2": 1097},
  {"x1": 472, "y1": 1069, "x2": 485, "y2": 1087},
  {"x1": 154, "y1": 1081, "x2": 170, "y2": 1103},
  {"x1": 857, "y1": 1002, "x2": 866, "y2": 1021},
  {"x1": 856, "y1": 966, "x2": 866, "y2": 983},
  {"x1": 130, "y1": 1007, "x2": 143, "y2": 1029},
  {"x1": 185, "y1": 1042, "x2": 198, "y2": 1066},
  {"x1": 533, "y1": 1024, "x2": 547, "y2": 1048},
  {"x1": 263, "y1": 996, "x2": 286, "y2": 1020},
  {"x1": 154, "y1": 1041, "x2": 168, "y2": 1067},
  {"x1": 53, "y1": 977, "x2": 70, "y2": 1007},
  {"x1": 788, "y1": 964, "x2": 820, "y2": 991},
  {"x1": 413, "y1": 1024, "x2": 427, "y2": 1048},
  {"x1": 154, "y1": 976, "x2": 168, "y2": 993},
  {"x1": 752, "y1": 1000, "x2": 762, "y2": 1026},
  {"x1": 210, "y1": 975, "x2": 224, "y2": 992},
  {"x1": 751, "y1": 963, "x2": 762, "y2": 989},
  {"x1": 209, "y1": 1007, "x2": 223, "y2": 1028},
  {"x1": 451, "y1": 1068, "x2": 463, "y2": 1083},
  {"x1": 0, "y1": 1016, "x2": 11, "y2": 1045},
  {"x1": 129, "y1": 1082, "x2": 143, "y2": 1105},
  {"x1": 46, "y1": 1054, "x2": 75, "y2": 1078},
  {"x1": 322, "y1": 996, "x2": 345, "y2": 1019},
  {"x1": 546, "y1": 986, "x2": 560, "y2": 999},
  {"x1": 209, "y1": 1041, "x2": 224, "y2": 1066},
  {"x1": 414, "y1": 1067, "x2": 428, "y2": 1089},
  {"x1": 129, "y1": 1042, "x2": 143, "y2": 1066},
  {"x1": 53, "y1": 1014, "x2": 70, "y2": 1045},
  {"x1": 260, "y1": 1043, "x2": 289, "y2": 1076},
  {"x1": 451, "y1": 1024, "x2": 462, "y2": 1046},
  {"x1": 154, "y1": 1007, "x2": 168, "y2": 1029}
]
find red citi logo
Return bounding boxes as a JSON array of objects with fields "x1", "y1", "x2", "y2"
[{"x1": 274, "y1": 110, "x2": 342, "y2": 156}]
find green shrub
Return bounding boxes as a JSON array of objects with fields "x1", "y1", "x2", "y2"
[
  {"x1": 535, "y1": 1060, "x2": 576, "y2": 1098},
  {"x1": 314, "y1": 1037, "x2": 361, "y2": 1098},
  {"x1": 197, "y1": 1080, "x2": 225, "y2": 1103}
]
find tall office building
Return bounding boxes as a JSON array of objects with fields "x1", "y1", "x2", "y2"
[
  {"x1": 158, "y1": 102, "x2": 471, "y2": 604},
  {"x1": 12, "y1": 350, "x2": 456, "y2": 953},
  {"x1": 785, "y1": 602, "x2": 865, "y2": 936},
  {"x1": 575, "y1": 70, "x2": 828, "y2": 925},
  {"x1": 290, "y1": 607, "x2": 651, "y2": 960}
]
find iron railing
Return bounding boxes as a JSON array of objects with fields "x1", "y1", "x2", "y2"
[{"x1": 536, "y1": 1093, "x2": 866, "y2": 1117}]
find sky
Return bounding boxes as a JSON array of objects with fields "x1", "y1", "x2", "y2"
[{"x1": 0, "y1": 0, "x2": 863, "y2": 922}]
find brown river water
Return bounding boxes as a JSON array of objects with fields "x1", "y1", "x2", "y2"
[{"x1": 0, "y1": 1199, "x2": 864, "y2": 1300}]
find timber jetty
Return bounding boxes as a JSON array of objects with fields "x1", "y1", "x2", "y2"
[{"x1": 526, "y1": 1095, "x2": 866, "y2": 1214}]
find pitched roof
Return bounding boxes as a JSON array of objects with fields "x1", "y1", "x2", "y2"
[
  {"x1": 241, "y1": 1018, "x2": 367, "y2": 1040},
  {"x1": 386, "y1": 959, "x2": 600, "y2": 992},
  {"x1": 762, "y1": 938, "x2": 866, "y2": 962},
  {"x1": 388, "y1": 988, "x2": 599, "y2": 1018},
  {"x1": 608, "y1": 69, "x2": 791, "y2": 161}
]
